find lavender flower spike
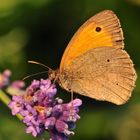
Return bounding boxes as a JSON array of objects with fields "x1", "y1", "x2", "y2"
[
  {"x1": 9, "y1": 78, "x2": 82, "y2": 139},
  {"x1": 0, "y1": 69, "x2": 11, "y2": 88}
]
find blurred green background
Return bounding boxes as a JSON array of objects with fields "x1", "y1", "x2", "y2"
[{"x1": 0, "y1": 0, "x2": 140, "y2": 140}]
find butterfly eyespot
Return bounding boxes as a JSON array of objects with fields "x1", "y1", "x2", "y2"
[
  {"x1": 107, "y1": 59, "x2": 110, "y2": 62},
  {"x1": 68, "y1": 89, "x2": 71, "y2": 92},
  {"x1": 116, "y1": 83, "x2": 118, "y2": 85},
  {"x1": 95, "y1": 27, "x2": 102, "y2": 32}
]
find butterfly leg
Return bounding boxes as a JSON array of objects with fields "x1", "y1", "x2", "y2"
[
  {"x1": 69, "y1": 90, "x2": 74, "y2": 119},
  {"x1": 53, "y1": 78, "x2": 57, "y2": 85},
  {"x1": 53, "y1": 74, "x2": 59, "y2": 84},
  {"x1": 71, "y1": 90, "x2": 74, "y2": 102}
]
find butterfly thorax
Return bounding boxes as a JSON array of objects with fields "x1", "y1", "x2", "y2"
[
  {"x1": 60, "y1": 70, "x2": 75, "y2": 92},
  {"x1": 48, "y1": 69, "x2": 72, "y2": 92},
  {"x1": 48, "y1": 69, "x2": 59, "y2": 81}
]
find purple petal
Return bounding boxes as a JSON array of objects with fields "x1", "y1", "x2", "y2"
[
  {"x1": 26, "y1": 126, "x2": 38, "y2": 137},
  {"x1": 3, "y1": 69, "x2": 11, "y2": 77},
  {"x1": 45, "y1": 107, "x2": 52, "y2": 117},
  {"x1": 55, "y1": 120, "x2": 68, "y2": 133},
  {"x1": 8, "y1": 96, "x2": 24, "y2": 115},
  {"x1": 40, "y1": 79, "x2": 51, "y2": 88},
  {"x1": 68, "y1": 99, "x2": 82, "y2": 107},
  {"x1": 11, "y1": 80, "x2": 25, "y2": 89},
  {"x1": 49, "y1": 132, "x2": 68, "y2": 140},
  {"x1": 45, "y1": 117, "x2": 56, "y2": 129},
  {"x1": 30, "y1": 80, "x2": 40, "y2": 89},
  {"x1": 49, "y1": 131, "x2": 68, "y2": 140},
  {"x1": 8, "y1": 101, "x2": 21, "y2": 115},
  {"x1": 52, "y1": 105, "x2": 63, "y2": 117}
]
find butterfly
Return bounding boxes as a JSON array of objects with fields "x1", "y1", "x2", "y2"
[{"x1": 30, "y1": 10, "x2": 137, "y2": 105}]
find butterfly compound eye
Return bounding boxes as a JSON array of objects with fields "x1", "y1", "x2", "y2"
[{"x1": 95, "y1": 27, "x2": 102, "y2": 32}]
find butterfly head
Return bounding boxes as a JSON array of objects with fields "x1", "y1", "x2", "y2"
[{"x1": 48, "y1": 69, "x2": 59, "y2": 82}]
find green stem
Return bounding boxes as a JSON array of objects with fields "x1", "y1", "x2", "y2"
[
  {"x1": 0, "y1": 89, "x2": 23, "y2": 120},
  {"x1": 0, "y1": 89, "x2": 11, "y2": 105}
]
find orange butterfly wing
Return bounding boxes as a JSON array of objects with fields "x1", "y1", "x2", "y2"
[{"x1": 60, "y1": 10, "x2": 124, "y2": 72}]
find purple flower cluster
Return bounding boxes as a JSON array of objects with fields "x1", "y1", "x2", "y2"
[
  {"x1": 9, "y1": 79, "x2": 82, "y2": 139},
  {"x1": 0, "y1": 69, "x2": 11, "y2": 88},
  {"x1": 0, "y1": 69, "x2": 25, "y2": 95}
]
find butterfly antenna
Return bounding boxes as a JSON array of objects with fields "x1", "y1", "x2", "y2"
[
  {"x1": 28, "y1": 61, "x2": 52, "y2": 70},
  {"x1": 23, "y1": 71, "x2": 48, "y2": 80}
]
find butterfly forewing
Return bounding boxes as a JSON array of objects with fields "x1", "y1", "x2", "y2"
[{"x1": 60, "y1": 10, "x2": 124, "y2": 72}]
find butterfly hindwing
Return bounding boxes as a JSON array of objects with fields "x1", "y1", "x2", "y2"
[{"x1": 60, "y1": 47, "x2": 136, "y2": 105}]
